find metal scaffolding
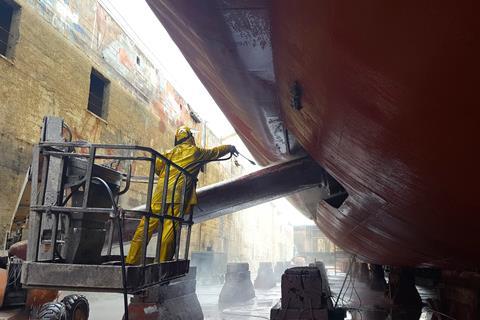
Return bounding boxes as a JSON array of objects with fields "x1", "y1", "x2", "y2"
[{"x1": 22, "y1": 117, "x2": 195, "y2": 294}]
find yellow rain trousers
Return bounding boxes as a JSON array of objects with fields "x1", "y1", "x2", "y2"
[
  {"x1": 126, "y1": 204, "x2": 191, "y2": 263},
  {"x1": 126, "y1": 139, "x2": 231, "y2": 265}
]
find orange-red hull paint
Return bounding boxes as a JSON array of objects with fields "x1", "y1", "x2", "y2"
[{"x1": 148, "y1": 0, "x2": 480, "y2": 269}]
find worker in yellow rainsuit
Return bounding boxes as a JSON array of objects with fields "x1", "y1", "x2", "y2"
[{"x1": 126, "y1": 126, "x2": 237, "y2": 264}]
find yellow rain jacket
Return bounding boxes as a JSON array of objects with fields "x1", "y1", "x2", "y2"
[
  {"x1": 126, "y1": 127, "x2": 232, "y2": 264},
  {"x1": 151, "y1": 140, "x2": 231, "y2": 212}
]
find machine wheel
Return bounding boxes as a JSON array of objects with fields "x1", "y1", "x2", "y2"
[
  {"x1": 38, "y1": 302, "x2": 67, "y2": 320},
  {"x1": 61, "y1": 294, "x2": 89, "y2": 320}
]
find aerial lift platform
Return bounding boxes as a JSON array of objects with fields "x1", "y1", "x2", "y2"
[
  {"x1": 1, "y1": 117, "x2": 198, "y2": 319},
  {"x1": 1, "y1": 117, "x2": 348, "y2": 319}
]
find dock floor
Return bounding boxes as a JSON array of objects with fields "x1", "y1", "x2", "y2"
[{"x1": 62, "y1": 266, "x2": 436, "y2": 319}]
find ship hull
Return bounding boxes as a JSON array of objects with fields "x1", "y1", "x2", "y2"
[{"x1": 147, "y1": 0, "x2": 480, "y2": 269}]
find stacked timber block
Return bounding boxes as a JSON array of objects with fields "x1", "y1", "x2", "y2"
[
  {"x1": 271, "y1": 267, "x2": 329, "y2": 319},
  {"x1": 309, "y1": 261, "x2": 332, "y2": 299},
  {"x1": 369, "y1": 264, "x2": 387, "y2": 291},
  {"x1": 271, "y1": 265, "x2": 346, "y2": 320},
  {"x1": 387, "y1": 267, "x2": 421, "y2": 307},
  {"x1": 353, "y1": 261, "x2": 370, "y2": 282},
  {"x1": 218, "y1": 263, "x2": 255, "y2": 306},
  {"x1": 128, "y1": 267, "x2": 203, "y2": 320},
  {"x1": 254, "y1": 262, "x2": 277, "y2": 289}
]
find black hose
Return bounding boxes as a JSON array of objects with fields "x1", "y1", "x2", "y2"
[
  {"x1": 55, "y1": 185, "x2": 82, "y2": 261},
  {"x1": 91, "y1": 177, "x2": 129, "y2": 320},
  {"x1": 61, "y1": 185, "x2": 80, "y2": 206},
  {"x1": 334, "y1": 255, "x2": 356, "y2": 308}
]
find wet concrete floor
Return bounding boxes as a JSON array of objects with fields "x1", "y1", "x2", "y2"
[
  {"x1": 67, "y1": 266, "x2": 436, "y2": 319},
  {"x1": 197, "y1": 267, "x2": 436, "y2": 320}
]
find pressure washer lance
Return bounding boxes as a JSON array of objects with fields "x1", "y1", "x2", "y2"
[{"x1": 235, "y1": 152, "x2": 256, "y2": 166}]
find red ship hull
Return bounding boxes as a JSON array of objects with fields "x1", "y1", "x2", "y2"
[{"x1": 148, "y1": 0, "x2": 480, "y2": 269}]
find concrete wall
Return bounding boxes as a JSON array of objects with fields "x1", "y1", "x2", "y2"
[
  {"x1": 0, "y1": 0, "x2": 232, "y2": 243},
  {"x1": 0, "y1": 0, "x2": 295, "y2": 267}
]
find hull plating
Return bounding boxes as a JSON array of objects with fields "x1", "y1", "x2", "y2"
[{"x1": 147, "y1": 0, "x2": 480, "y2": 269}]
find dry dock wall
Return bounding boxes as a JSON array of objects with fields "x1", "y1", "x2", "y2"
[
  {"x1": 0, "y1": 0, "x2": 293, "y2": 265},
  {"x1": 0, "y1": 0, "x2": 228, "y2": 242}
]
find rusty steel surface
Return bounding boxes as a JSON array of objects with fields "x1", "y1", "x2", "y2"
[{"x1": 147, "y1": 0, "x2": 480, "y2": 270}]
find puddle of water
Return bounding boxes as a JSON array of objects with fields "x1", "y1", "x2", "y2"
[{"x1": 198, "y1": 284, "x2": 278, "y2": 320}]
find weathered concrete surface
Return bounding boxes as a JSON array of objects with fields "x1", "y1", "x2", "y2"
[
  {"x1": 0, "y1": 0, "x2": 236, "y2": 246},
  {"x1": 219, "y1": 263, "x2": 255, "y2": 306},
  {"x1": 56, "y1": 266, "x2": 436, "y2": 319},
  {"x1": 254, "y1": 262, "x2": 276, "y2": 289}
]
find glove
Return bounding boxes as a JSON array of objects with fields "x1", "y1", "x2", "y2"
[{"x1": 230, "y1": 145, "x2": 239, "y2": 156}]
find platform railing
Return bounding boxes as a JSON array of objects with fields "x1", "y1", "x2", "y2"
[{"x1": 25, "y1": 141, "x2": 196, "y2": 292}]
